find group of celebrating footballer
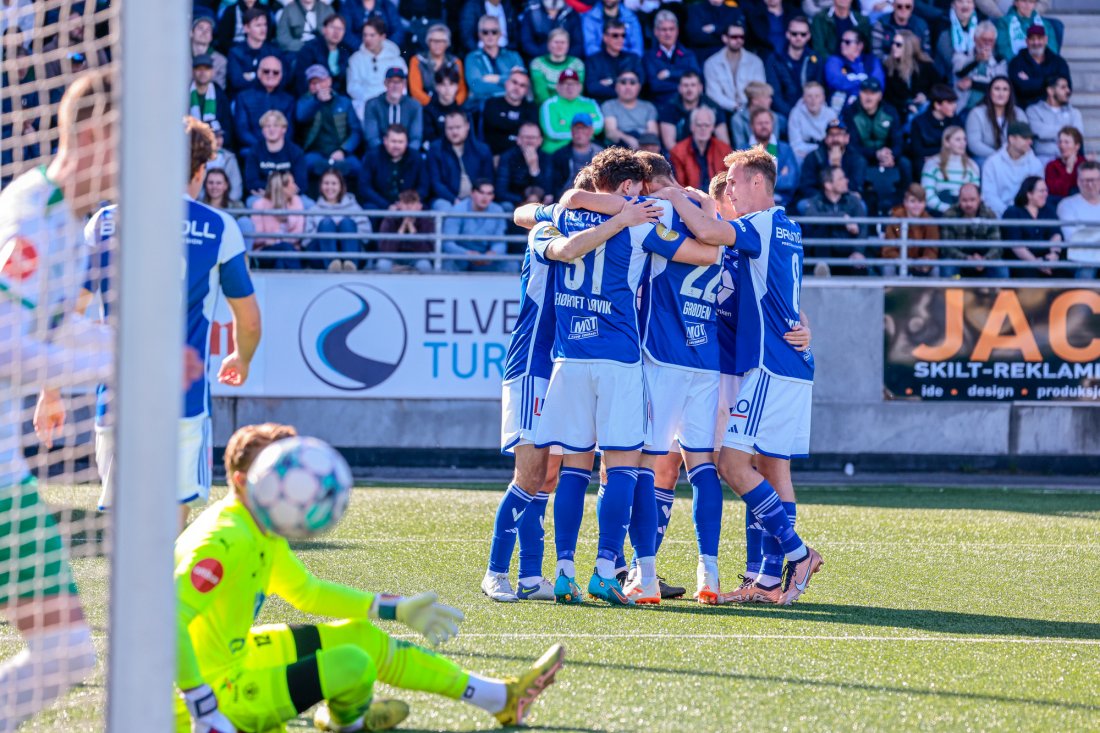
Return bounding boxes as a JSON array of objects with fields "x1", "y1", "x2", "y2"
[{"x1": 483, "y1": 144, "x2": 824, "y2": 610}]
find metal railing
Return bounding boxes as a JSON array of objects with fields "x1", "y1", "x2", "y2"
[{"x1": 223, "y1": 208, "x2": 1100, "y2": 278}]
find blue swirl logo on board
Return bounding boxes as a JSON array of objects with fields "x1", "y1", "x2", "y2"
[{"x1": 298, "y1": 283, "x2": 407, "y2": 390}]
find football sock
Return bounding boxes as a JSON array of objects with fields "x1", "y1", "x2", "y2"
[
  {"x1": 0, "y1": 624, "x2": 96, "y2": 731},
  {"x1": 554, "y1": 467, "x2": 591, "y2": 577},
  {"x1": 760, "y1": 501, "x2": 796, "y2": 581},
  {"x1": 461, "y1": 674, "x2": 508, "y2": 715},
  {"x1": 745, "y1": 509, "x2": 763, "y2": 579},
  {"x1": 595, "y1": 485, "x2": 626, "y2": 570},
  {"x1": 741, "y1": 480, "x2": 807, "y2": 561},
  {"x1": 487, "y1": 484, "x2": 534, "y2": 574},
  {"x1": 596, "y1": 466, "x2": 638, "y2": 577},
  {"x1": 653, "y1": 487, "x2": 675, "y2": 555},
  {"x1": 517, "y1": 492, "x2": 549, "y2": 586},
  {"x1": 628, "y1": 468, "x2": 657, "y2": 583},
  {"x1": 688, "y1": 462, "x2": 723, "y2": 557}
]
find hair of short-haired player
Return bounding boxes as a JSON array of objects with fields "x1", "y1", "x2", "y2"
[
  {"x1": 709, "y1": 171, "x2": 728, "y2": 200},
  {"x1": 573, "y1": 165, "x2": 597, "y2": 192},
  {"x1": 186, "y1": 116, "x2": 217, "y2": 183},
  {"x1": 590, "y1": 146, "x2": 647, "y2": 193},
  {"x1": 225, "y1": 423, "x2": 299, "y2": 495},
  {"x1": 723, "y1": 145, "x2": 777, "y2": 195},
  {"x1": 635, "y1": 150, "x2": 676, "y2": 187}
]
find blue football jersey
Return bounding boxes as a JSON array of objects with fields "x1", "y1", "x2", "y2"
[
  {"x1": 537, "y1": 203, "x2": 687, "y2": 365},
  {"x1": 503, "y1": 221, "x2": 561, "y2": 382},
  {"x1": 732, "y1": 206, "x2": 814, "y2": 382},
  {"x1": 715, "y1": 248, "x2": 739, "y2": 376}
]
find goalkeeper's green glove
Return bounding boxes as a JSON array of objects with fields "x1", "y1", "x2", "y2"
[{"x1": 370, "y1": 592, "x2": 464, "y2": 645}]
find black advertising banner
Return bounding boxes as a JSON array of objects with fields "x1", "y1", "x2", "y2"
[{"x1": 884, "y1": 286, "x2": 1100, "y2": 401}]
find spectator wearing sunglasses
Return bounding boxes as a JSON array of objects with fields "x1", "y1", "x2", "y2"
[
  {"x1": 465, "y1": 15, "x2": 525, "y2": 107},
  {"x1": 870, "y1": 0, "x2": 931, "y2": 58},
  {"x1": 582, "y1": 0, "x2": 643, "y2": 57},
  {"x1": 811, "y1": 0, "x2": 870, "y2": 59},
  {"x1": 765, "y1": 15, "x2": 824, "y2": 117},
  {"x1": 584, "y1": 19, "x2": 646, "y2": 103}
]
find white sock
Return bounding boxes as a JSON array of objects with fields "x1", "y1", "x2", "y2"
[
  {"x1": 637, "y1": 556, "x2": 656, "y2": 585},
  {"x1": 0, "y1": 624, "x2": 97, "y2": 732},
  {"x1": 785, "y1": 545, "x2": 808, "y2": 563},
  {"x1": 462, "y1": 673, "x2": 508, "y2": 714},
  {"x1": 757, "y1": 574, "x2": 781, "y2": 587},
  {"x1": 744, "y1": 571, "x2": 760, "y2": 581},
  {"x1": 699, "y1": 554, "x2": 719, "y2": 575},
  {"x1": 594, "y1": 558, "x2": 616, "y2": 577},
  {"x1": 518, "y1": 575, "x2": 541, "y2": 587},
  {"x1": 556, "y1": 559, "x2": 575, "y2": 578}
]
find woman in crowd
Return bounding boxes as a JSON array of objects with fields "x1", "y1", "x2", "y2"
[
  {"x1": 530, "y1": 28, "x2": 585, "y2": 106},
  {"x1": 921, "y1": 125, "x2": 980, "y2": 214},
  {"x1": 203, "y1": 168, "x2": 255, "y2": 243},
  {"x1": 251, "y1": 170, "x2": 306, "y2": 270},
  {"x1": 1044, "y1": 125, "x2": 1087, "y2": 206},
  {"x1": 964, "y1": 75, "x2": 1023, "y2": 164},
  {"x1": 305, "y1": 168, "x2": 373, "y2": 272},
  {"x1": 408, "y1": 23, "x2": 467, "y2": 106},
  {"x1": 884, "y1": 29, "x2": 935, "y2": 124},
  {"x1": 1002, "y1": 175, "x2": 1063, "y2": 277},
  {"x1": 883, "y1": 183, "x2": 941, "y2": 276}
]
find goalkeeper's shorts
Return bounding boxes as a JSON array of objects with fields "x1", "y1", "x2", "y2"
[{"x1": 0, "y1": 475, "x2": 79, "y2": 606}]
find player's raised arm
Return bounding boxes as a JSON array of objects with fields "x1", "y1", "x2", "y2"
[
  {"x1": 543, "y1": 199, "x2": 662, "y2": 262},
  {"x1": 559, "y1": 188, "x2": 632, "y2": 216},
  {"x1": 650, "y1": 187, "x2": 735, "y2": 247},
  {"x1": 513, "y1": 203, "x2": 542, "y2": 230},
  {"x1": 670, "y1": 237, "x2": 724, "y2": 267}
]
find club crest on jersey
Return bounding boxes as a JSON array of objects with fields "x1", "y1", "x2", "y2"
[
  {"x1": 568, "y1": 315, "x2": 598, "y2": 339},
  {"x1": 685, "y1": 321, "x2": 708, "y2": 346},
  {"x1": 655, "y1": 223, "x2": 679, "y2": 242},
  {"x1": 191, "y1": 558, "x2": 224, "y2": 593},
  {"x1": 0, "y1": 236, "x2": 39, "y2": 281}
]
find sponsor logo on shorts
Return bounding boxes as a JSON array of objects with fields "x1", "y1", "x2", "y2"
[
  {"x1": 533, "y1": 396, "x2": 544, "y2": 417},
  {"x1": 685, "y1": 321, "x2": 707, "y2": 346},
  {"x1": 569, "y1": 315, "x2": 599, "y2": 339},
  {"x1": 191, "y1": 558, "x2": 224, "y2": 593},
  {"x1": 731, "y1": 398, "x2": 751, "y2": 419}
]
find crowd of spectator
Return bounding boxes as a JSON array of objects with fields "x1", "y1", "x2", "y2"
[{"x1": 2, "y1": 0, "x2": 1096, "y2": 276}]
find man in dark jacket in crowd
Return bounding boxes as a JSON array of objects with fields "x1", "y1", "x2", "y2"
[{"x1": 360, "y1": 124, "x2": 430, "y2": 209}]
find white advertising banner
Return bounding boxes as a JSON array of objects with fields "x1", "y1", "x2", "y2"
[{"x1": 208, "y1": 273, "x2": 520, "y2": 399}]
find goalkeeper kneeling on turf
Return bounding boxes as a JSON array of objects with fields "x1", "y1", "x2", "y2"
[{"x1": 175, "y1": 423, "x2": 565, "y2": 733}]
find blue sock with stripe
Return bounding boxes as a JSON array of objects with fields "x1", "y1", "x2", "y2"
[
  {"x1": 554, "y1": 467, "x2": 591, "y2": 577},
  {"x1": 488, "y1": 484, "x2": 534, "y2": 574},
  {"x1": 688, "y1": 462, "x2": 723, "y2": 557},
  {"x1": 653, "y1": 487, "x2": 675, "y2": 555},
  {"x1": 595, "y1": 484, "x2": 625, "y2": 569},
  {"x1": 517, "y1": 492, "x2": 550, "y2": 585},
  {"x1": 596, "y1": 466, "x2": 637, "y2": 577},
  {"x1": 760, "y1": 501, "x2": 796, "y2": 582},
  {"x1": 628, "y1": 467, "x2": 657, "y2": 560},
  {"x1": 741, "y1": 481, "x2": 807, "y2": 561},
  {"x1": 745, "y1": 509, "x2": 764, "y2": 578}
]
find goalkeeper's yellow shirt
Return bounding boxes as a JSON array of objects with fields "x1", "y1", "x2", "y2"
[{"x1": 175, "y1": 497, "x2": 376, "y2": 690}]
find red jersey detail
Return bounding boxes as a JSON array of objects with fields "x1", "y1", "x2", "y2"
[{"x1": 191, "y1": 558, "x2": 224, "y2": 593}]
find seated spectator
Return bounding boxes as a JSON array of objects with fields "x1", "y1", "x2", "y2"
[
  {"x1": 996, "y1": 0, "x2": 1059, "y2": 64},
  {"x1": 798, "y1": 117, "x2": 867, "y2": 202},
  {"x1": 294, "y1": 14, "x2": 353, "y2": 95},
  {"x1": 704, "y1": 23, "x2": 767, "y2": 117},
  {"x1": 909, "y1": 84, "x2": 962, "y2": 171},
  {"x1": 731, "y1": 81, "x2": 788, "y2": 150},
  {"x1": 882, "y1": 183, "x2": 940, "y2": 276},
  {"x1": 427, "y1": 111, "x2": 495, "y2": 207},
  {"x1": 1045, "y1": 125, "x2": 1086, "y2": 204},
  {"x1": 643, "y1": 11, "x2": 701, "y2": 107},
  {"x1": 965, "y1": 76, "x2": 1024, "y2": 164},
  {"x1": 803, "y1": 166, "x2": 870, "y2": 276},
  {"x1": 214, "y1": 0, "x2": 272, "y2": 55},
  {"x1": 483, "y1": 68, "x2": 539, "y2": 156},
  {"x1": 539, "y1": 68, "x2": 604, "y2": 153},
  {"x1": 841, "y1": 78, "x2": 909, "y2": 183},
  {"x1": 441, "y1": 179, "x2": 513, "y2": 272},
  {"x1": 1026, "y1": 75, "x2": 1082, "y2": 164},
  {"x1": 941, "y1": 182, "x2": 1009, "y2": 278},
  {"x1": 811, "y1": 0, "x2": 870, "y2": 59},
  {"x1": 190, "y1": 55, "x2": 235, "y2": 151},
  {"x1": 1008, "y1": 24, "x2": 1070, "y2": 110},
  {"x1": 423, "y1": 67, "x2": 468, "y2": 151},
  {"x1": 952, "y1": 20, "x2": 1005, "y2": 111},
  {"x1": 583, "y1": 0, "x2": 644, "y2": 57},
  {"x1": 276, "y1": 0, "x2": 335, "y2": 54},
  {"x1": 204, "y1": 123, "x2": 244, "y2": 203},
  {"x1": 342, "y1": 0, "x2": 405, "y2": 47},
  {"x1": 1002, "y1": 175, "x2": 1062, "y2": 276},
  {"x1": 251, "y1": 170, "x2": 306, "y2": 269},
  {"x1": 304, "y1": 168, "x2": 371, "y2": 271},
  {"x1": 748, "y1": 109, "x2": 799, "y2": 204},
  {"x1": 227, "y1": 8, "x2": 281, "y2": 96},
  {"x1": 519, "y1": 0, "x2": 586, "y2": 60},
  {"x1": 658, "y1": 71, "x2": 729, "y2": 150},
  {"x1": 585, "y1": 20, "x2": 646, "y2": 103},
  {"x1": 244, "y1": 110, "x2": 308, "y2": 199},
  {"x1": 459, "y1": 0, "x2": 518, "y2": 55},
  {"x1": 378, "y1": 189, "x2": 435, "y2": 273},
  {"x1": 551, "y1": 114, "x2": 604, "y2": 196},
  {"x1": 348, "y1": 18, "x2": 406, "y2": 121},
  {"x1": 202, "y1": 168, "x2": 244, "y2": 210},
  {"x1": 402, "y1": 0, "x2": 448, "y2": 51},
  {"x1": 765, "y1": 15, "x2": 825, "y2": 118},
  {"x1": 496, "y1": 122, "x2": 554, "y2": 207},
  {"x1": 1057, "y1": 160, "x2": 1100, "y2": 279},
  {"x1": 789, "y1": 81, "x2": 833, "y2": 161},
  {"x1": 297, "y1": 65, "x2": 364, "y2": 189},
  {"x1": 191, "y1": 14, "x2": 228, "y2": 90},
  {"x1": 921, "y1": 125, "x2": 980, "y2": 214},
  {"x1": 745, "y1": 0, "x2": 794, "y2": 60},
  {"x1": 871, "y1": 0, "x2": 930, "y2": 57},
  {"x1": 981, "y1": 120, "x2": 1043, "y2": 215},
  {"x1": 409, "y1": 24, "x2": 468, "y2": 106},
  {"x1": 883, "y1": 30, "x2": 934, "y2": 124},
  {"x1": 824, "y1": 30, "x2": 885, "y2": 109},
  {"x1": 362, "y1": 67, "x2": 423, "y2": 150},
  {"x1": 530, "y1": 28, "x2": 586, "y2": 106},
  {"x1": 233, "y1": 55, "x2": 296, "y2": 158},
  {"x1": 686, "y1": 0, "x2": 745, "y2": 65},
  {"x1": 465, "y1": 15, "x2": 525, "y2": 107},
  {"x1": 360, "y1": 123, "x2": 429, "y2": 209},
  {"x1": 602, "y1": 70, "x2": 659, "y2": 150},
  {"x1": 670, "y1": 107, "x2": 734, "y2": 191},
  {"x1": 934, "y1": 0, "x2": 978, "y2": 83}
]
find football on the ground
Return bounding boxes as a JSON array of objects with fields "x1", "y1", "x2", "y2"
[{"x1": 246, "y1": 436, "x2": 353, "y2": 539}]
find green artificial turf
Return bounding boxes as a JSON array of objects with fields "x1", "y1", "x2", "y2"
[{"x1": 4, "y1": 482, "x2": 1099, "y2": 732}]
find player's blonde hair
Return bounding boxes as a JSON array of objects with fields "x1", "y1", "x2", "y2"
[
  {"x1": 722, "y1": 145, "x2": 776, "y2": 194},
  {"x1": 708, "y1": 171, "x2": 727, "y2": 200},
  {"x1": 225, "y1": 423, "x2": 298, "y2": 491}
]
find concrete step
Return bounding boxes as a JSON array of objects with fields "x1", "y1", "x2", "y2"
[
  {"x1": 1071, "y1": 71, "x2": 1100, "y2": 93},
  {"x1": 1068, "y1": 91, "x2": 1100, "y2": 108},
  {"x1": 1063, "y1": 47, "x2": 1100, "y2": 64}
]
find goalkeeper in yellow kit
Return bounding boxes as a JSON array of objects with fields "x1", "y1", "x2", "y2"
[{"x1": 175, "y1": 423, "x2": 565, "y2": 733}]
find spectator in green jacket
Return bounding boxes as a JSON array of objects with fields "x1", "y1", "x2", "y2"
[
  {"x1": 530, "y1": 28, "x2": 585, "y2": 106},
  {"x1": 539, "y1": 68, "x2": 604, "y2": 153}
]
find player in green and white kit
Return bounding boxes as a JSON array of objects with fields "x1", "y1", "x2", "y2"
[{"x1": 0, "y1": 71, "x2": 115, "y2": 731}]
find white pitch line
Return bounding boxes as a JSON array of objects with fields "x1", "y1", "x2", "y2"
[{"x1": 307, "y1": 538, "x2": 1089, "y2": 550}]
